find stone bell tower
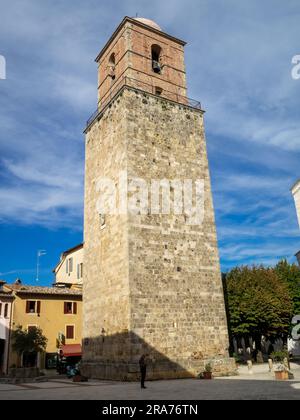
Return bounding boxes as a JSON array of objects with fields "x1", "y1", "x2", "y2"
[{"x1": 82, "y1": 16, "x2": 235, "y2": 380}]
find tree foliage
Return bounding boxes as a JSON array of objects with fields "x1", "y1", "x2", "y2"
[
  {"x1": 275, "y1": 259, "x2": 300, "y2": 316},
  {"x1": 11, "y1": 325, "x2": 47, "y2": 356},
  {"x1": 225, "y1": 265, "x2": 293, "y2": 341}
]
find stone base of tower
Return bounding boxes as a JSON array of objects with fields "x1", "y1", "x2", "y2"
[{"x1": 80, "y1": 358, "x2": 236, "y2": 381}]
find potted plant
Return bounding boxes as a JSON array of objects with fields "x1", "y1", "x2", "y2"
[
  {"x1": 274, "y1": 363, "x2": 289, "y2": 381},
  {"x1": 271, "y1": 350, "x2": 290, "y2": 381},
  {"x1": 202, "y1": 362, "x2": 213, "y2": 380}
]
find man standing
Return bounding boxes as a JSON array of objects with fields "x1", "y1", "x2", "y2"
[{"x1": 139, "y1": 354, "x2": 148, "y2": 389}]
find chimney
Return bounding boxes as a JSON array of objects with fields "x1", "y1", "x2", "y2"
[{"x1": 14, "y1": 278, "x2": 22, "y2": 288}]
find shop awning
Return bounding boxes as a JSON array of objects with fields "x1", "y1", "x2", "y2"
[{"x1": 61, "y1": 344, "x2": 82, "y2": 357}]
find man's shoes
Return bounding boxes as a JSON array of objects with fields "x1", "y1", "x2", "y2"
[{"x1": 141, "y1": 386, "x2": 147, "y2": 389}]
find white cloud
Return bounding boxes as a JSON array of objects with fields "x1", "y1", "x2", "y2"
[{"x1": 0, "y1": 0, "x2": 299, "y2": 269}]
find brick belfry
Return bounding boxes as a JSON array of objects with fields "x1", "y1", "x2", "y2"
[{"x1": 81, "y1": 17, "x2": 235, "y2": 380}]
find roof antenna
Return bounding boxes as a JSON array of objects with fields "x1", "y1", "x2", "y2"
[{"x1": 36, "y1": 250, "x2": 46, "y2": 282}]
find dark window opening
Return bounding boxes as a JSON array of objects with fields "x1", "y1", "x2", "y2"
[
  {"x1": 27, "y1": 326, "x2": 37, "y2": 333},
  {"x1": 26, "y1": 301, "x2": 36, "y2": 314},
  {"x1": 4, "y1": 303, "x2": 8, "y2": 318},
  {"x1": 66, "y1": 257, "x2": 73, "y2": 274},
  {"x1": 100, "y1": 214, "x2": 106, "y2": 228},
  {"x1": 151, "y1": 45, "x2": 162, "y2": 74},
  {"x1": 26, "y1": 300, "x2": 41, "y2": 314},
  {"x1": 65, "y1": 302, "x2": 73, "y2": 314},
  {"x1": 66, "y1": 325, "x2": 74, "y2": 339},
  {"x1": 155, "y1": 86, "x2": 163, "y2": 96},
  {"x1": 108, "y1": 53, "x2": 116, "y2": 81},
  {"x1": 64, "y1": 302, "x2": 77, "y2": 315},
  {"x1": 77, "y1": 263, "x2": 83, "y2": 279},
  {"x1": 109, "y1": 52, "x2": 115, "y2": 65}
]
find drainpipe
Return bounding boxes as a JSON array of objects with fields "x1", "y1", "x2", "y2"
[{"x1": 6, "y1": 297, "x2": 14, "y2": 374}]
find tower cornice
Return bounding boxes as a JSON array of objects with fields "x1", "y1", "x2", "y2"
[
  {"x1": 95, "y1": 16, "x2": 186, "y2": 64},
  {"x1": 84, "y1": 84, "x2": 204, "y2": 134}
]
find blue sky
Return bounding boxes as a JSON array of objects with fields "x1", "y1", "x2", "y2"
[{"x1": 0, "y1": 0, "x2": 299, "y2": 286}]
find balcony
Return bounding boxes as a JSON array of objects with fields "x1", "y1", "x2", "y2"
[{"x1": 86, "y1": 76, "x2": 202, "y2": 130}]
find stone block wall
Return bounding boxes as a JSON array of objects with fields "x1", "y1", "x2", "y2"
[{"x1": 82, "y1": 88, "x2": 235, "y2": 379}]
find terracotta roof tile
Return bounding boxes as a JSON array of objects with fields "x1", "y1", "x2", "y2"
[
  {"x1": 0, "y1": 290, "x2": 14, "y2": 299},
  {"x1": 6, "y1": 284, "x2": 82, "y2": 297}
]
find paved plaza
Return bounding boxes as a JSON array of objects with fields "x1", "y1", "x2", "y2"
[{"x1": 1, "y1": 364, "x2": 300, "y2": 400}]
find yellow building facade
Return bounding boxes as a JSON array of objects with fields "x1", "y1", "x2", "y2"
[
  {"x1": 53, "y1": 243, "x2": 83, "y2": 288},
  {"x1": 4, "y1": 282, "x2": 82, "y2": 370}
]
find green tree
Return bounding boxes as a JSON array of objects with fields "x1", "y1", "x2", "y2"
[
  {"x1": 275, "y1": 259, "x2": 300, "y2": 316},
  {"x1": 225, "y1": 265, "x2": 293, "y2": 359},
  {"x1": 11, "y1": 326, "x2": 47, "y2": 367}
]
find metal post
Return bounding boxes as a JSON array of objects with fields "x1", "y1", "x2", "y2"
[{"x1": 36, "y1": 250, "x2": 46, "y2": 282}]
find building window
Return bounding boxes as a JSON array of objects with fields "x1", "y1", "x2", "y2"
[
  {"x1": 27, "y1": 325, "x2": 37, "y2": 333},
  {"x1": 100, "y1": 214, "x2": 106, "y2": 229},
  {"x1": 26, "y1": 300, "x2": 41, "y2": 314},
  {"x1": 151, "y1": 44, "x2": 162, "y2": 74},
  {"x1": 4, "y1": 303, "x2": 8, "y2": 318},
  {"x1": 155, "y1": 86, "x2": 163, "y2": 96},
  {"x1": 108, "y1": 52, "x2": 116, "y2": 80},
  {"x1": 0, "y1": 303, "x2": 2, "y2": 317},
  {"x1": 66, "y1": 325, "x2": 75, "y2": 340},
  {"x1": 77, "y1": 263, "x2": 83, "y2": 279},
  {"x1": 64, "y1": 302, "x2": 77, "y2": 315},
  {"x1": 66, "y1": 257, "x2": 73, "y2": 274}
]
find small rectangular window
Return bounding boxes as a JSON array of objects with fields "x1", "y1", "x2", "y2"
[
  {"x1": 4, "y1": 303, "x2": 8, "y2": 318},
  {"x1": 69, "y1": 258, "x2": 73, "y2": 273},
  {"x1": 66, "y1": 258, "x2": 73, "y2": 274},
  {"x1": 155, "y1": 86, "x2": 163, "y2": 96},
  {"x1": 26, "y1": 301, "x2": 40, "y2": 314},
  {"x1": 27, "y1": 325, "x2": 37, "y2": 333},
  {"x1": 66, "y1": 325, "x2": 74, "y2": 339},
  {"x1": 77, "y1": 263, "x2": 83, "y2": 279},
  {"x1": 99, "y1": 214, "x2": 106, "y2": 229},
  {"x1": 64, "y1": 302, "x2": 77, "y2": 314},
  {"x1": 26, "y1": 301, "x2": 36, "y2": 314},
  {"x1": 0, "y1": 303, "x2": 2, "y2": 316}
]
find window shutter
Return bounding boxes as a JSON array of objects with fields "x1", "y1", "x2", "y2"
[
  {"x1": 73, "y1": 302, "x2": 77, "y2": 315},
  {"x1": 77, "y1": 264, "x2": 79, "y2": 279},
  {"x1": 37, "y1": 301, "x2": 41, "y2": 314},
  {"x1": 64, "y1": 302, "x2": 68, "y2": 314},
  {"x1": 26, "y1": 301, "x2": 30, "y2": 313},
  {"x1": 66, "y1": 259, "x2": 68, "y2": 274},
  {"x1": 66, "y1": 325, "x2": 74, "y2": 339},
  {"x1": 69, "y1": 258, "x2": 73, "y2": 273}
]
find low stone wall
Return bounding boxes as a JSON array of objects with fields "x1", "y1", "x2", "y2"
[
  {"x1": 0, "y1": 376, "x2": 48, "y2": 385},
  {"x1": 8, "y1": 367, "x2": 40, "y2": 378},
  {"x1": 81, "y1": 357, "x2": 237, "y2": 381}
]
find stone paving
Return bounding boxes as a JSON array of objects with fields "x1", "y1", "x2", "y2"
[{"x1": 1, "y1": 364, "x2": 300, "y2": 400}]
